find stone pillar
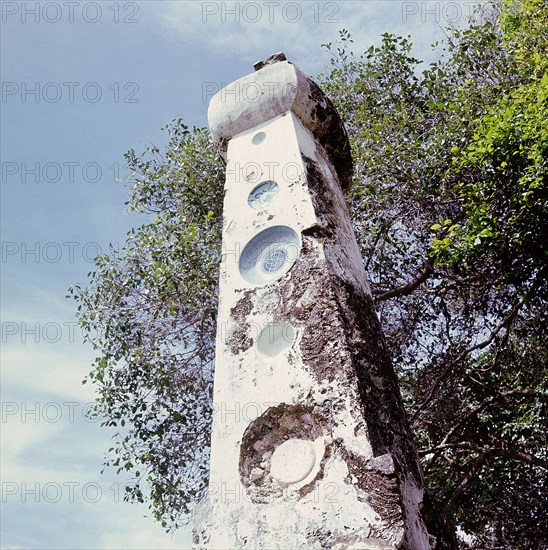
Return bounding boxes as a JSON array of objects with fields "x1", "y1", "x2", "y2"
[{"x1": 193, "y1": 54, "x2": 452, "y2": 549}]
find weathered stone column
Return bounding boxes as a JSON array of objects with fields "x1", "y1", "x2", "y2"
[{"x1": 193, "y1": 53, "x2": 453, "y2": 549}]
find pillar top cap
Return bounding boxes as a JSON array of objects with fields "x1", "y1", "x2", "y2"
[{"x1": 207, "y1": 54, "x2": 353, "y2": 189}]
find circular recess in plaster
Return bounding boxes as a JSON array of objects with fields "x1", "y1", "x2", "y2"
[
  {"x1": 239, "y1": 404, "x2": 327, "y2": 503},
  {"x1": 257, "y1": 322, "x2": 295, "y2": 357},
  {"x1": 252, "y1": 131, "x2": 266, "y2": 145},
  {"x1": 270, "y1": 438, "x2": 317, "y2": 484},
  {"x1": 239, "y1": 226, "x2": 300, "y2": 285},
  {"x1": 248, "y1": 180, "x2": 279, "y2": 209}
]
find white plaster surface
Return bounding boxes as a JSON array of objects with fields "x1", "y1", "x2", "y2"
[
  {"x1": 208, "y1": 61, "x2": 318, "y2": 161},
  {"x1": 194, "y1": 60, "x2": 433, "y2": 550},
  {"x1": 197, "y1": 107, "x2": 402, "y2": 548}
]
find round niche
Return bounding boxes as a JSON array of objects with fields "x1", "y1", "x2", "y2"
[
  {"x1": 239, "y1": 226, "x2": 300, "y2": 286},
  {"x1": 270, "y1": 438, "x2": 317, "y2": 484},
  {"x1": 239, "y1": 404, "x2": 327, "y2": 503},
  {"x1": 257, "y1": 322, "x2": 295, "y2": 357},
  {"x1": 251, "y1": 131, "x2": 266, "y2": 145},
  {"x1": 248, "y1": 180, "x2": 279, "y2": 210}
]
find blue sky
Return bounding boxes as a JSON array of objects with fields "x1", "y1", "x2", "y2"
[{"x1": 1, "y1": 1, "x2": 478, "y2": 548}]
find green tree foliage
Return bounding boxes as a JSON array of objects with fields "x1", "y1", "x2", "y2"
[
  {"x1": 70, "y1": 0, "x2": 547, "y2": 544},
  {"x1": 444, "y1": 0, "x2": 547, "y2": 297},
  {"x1": 70, "y1": 124, "x2": 224, "y2": 526},
  {"x1": 318, "y1": 1, "x2": 547, "y2": 545}
]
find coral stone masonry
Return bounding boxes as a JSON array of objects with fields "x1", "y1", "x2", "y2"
[{"x1": 192, "y1": 53, "x2": 455, "y2": 550}]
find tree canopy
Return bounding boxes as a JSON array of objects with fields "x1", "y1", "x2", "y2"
[{"x1": 70, "y1": 0, "x2": 547, "y2": 546}]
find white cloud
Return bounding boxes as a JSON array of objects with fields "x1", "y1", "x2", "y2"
[
  {"x1": 100, "y1": 522, "x2": 192, "y2": 550},
  {"x1": 1, "y1": 284, "x2": 96, "y2": 402},
  {"x1": 149, "y1": 1, "x2": 475, "y2": 74},
  {"x1": 1, "y1": 386, "x2": 193, "y2": 550},
  {"x1": 1, "y1": 345, "x2": 96, "y2": 402},
  {"x1": 1, "y1": 417, "x2": 62, "y2": 464},
  {"x1": 154, "y1": 1, "x2": 323, "y2": 59}
]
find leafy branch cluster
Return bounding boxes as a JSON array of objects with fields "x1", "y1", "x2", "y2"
[
  {"x1": 319, "y1": 1, "x2": 546, "y2": 546},
  {"x1": 70, "y1": 123, "x2": 223, "y2": 527}
]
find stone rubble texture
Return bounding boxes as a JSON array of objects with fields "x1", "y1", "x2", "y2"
[{"x1": 192, "y1": 56, "x2": 454, "y2": 549}]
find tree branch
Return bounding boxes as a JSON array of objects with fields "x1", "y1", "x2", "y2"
[
  {"x1": 432, "y1": 389, "x2": 544, "y2": 456},
  {"x1": 411, "y1": 297, "x2": 525, "y2": 423},
  {"x1": 373, "y1": 258, "x2": 434, "y2": 301},
  {"x1": 439, "y1": 444, "x2": 548, "y2": 513},
  {"x1": 444, "y1": 451, "x2": 490, "y2": 513},
  {"x1": 422, "y1": 443, "x2": 548, "y2": 470}
]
